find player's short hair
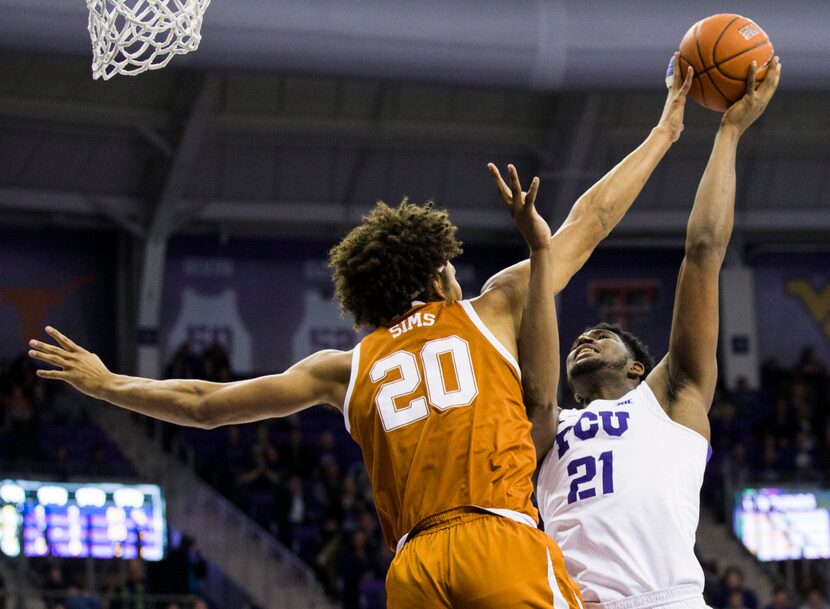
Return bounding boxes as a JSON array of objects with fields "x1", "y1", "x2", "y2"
[
  {"x1": 590, "y1": 322, "x2": 655, "y2": 380},
  {"x1": 329, "y1": 199, "x2": 463, "y2": 328}
]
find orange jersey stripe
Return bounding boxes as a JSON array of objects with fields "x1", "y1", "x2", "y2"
[{"x1": 344, "y1": 300, "x2": 538, "y2": 549}]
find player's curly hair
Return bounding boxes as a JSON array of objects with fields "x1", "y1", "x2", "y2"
[
  {"x1": 590, "y1": 322, "x2": 656, "y2": 380},
  {"x1": 328, "y1": 199, "x2": 463, "y2": 328}
]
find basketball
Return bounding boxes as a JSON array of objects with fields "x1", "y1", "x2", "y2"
[{"x1": 677, "y1": 14, "x2": 774, "y2": 112}]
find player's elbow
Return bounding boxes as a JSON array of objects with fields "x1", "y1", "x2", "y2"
[
  {"x1": 189, "y1": 396, "x2": 220, "y2": 429},
  {"x1": 684, "y1": 234, "x2": 727, "y2": 264}
]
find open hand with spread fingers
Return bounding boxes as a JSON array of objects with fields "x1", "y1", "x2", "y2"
[
  {"x1": 722, "y1": 56, "x2": 781, "y2": 135},
  {"x1": 487, "y1": 163, "x2": 550, "y2": 252},
  {"x1": 28, "y1": 326, "x2": 111, "y2": 398}
]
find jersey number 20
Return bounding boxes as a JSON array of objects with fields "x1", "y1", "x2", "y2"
[{"x1": 370, "y1": 336, "x2": 479, "y2": 431}]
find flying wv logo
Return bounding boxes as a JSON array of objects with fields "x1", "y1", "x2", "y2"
[{"x1": 786, "y1": 279, "x2": 830, "y2": 340}]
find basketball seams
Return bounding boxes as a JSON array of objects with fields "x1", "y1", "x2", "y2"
[
  {"x1": 704, "y1": 71, "x2": 735, "y2": 107},
  {"x1": 683, "y1": 15, "x2": 773, "y2": 111},
  {"x1": 715, "y1": 43, "x2": 774, "y2": 80},
  {"x1": 691, "y1": 22, "x2": 709, "y2": 106},
  {"x1": 711, "y1": 15, "x2": 742, "y2": 63}
]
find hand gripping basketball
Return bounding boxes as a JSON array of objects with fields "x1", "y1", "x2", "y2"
[
  {"x1": 721, "y1": 57, "x2": 781, "y2": 135},
  {"x1": 657, "y1": 52, "x2": 695, "y2": 143}
]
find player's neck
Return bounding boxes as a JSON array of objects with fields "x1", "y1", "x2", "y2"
[{"x1": 578, "y1": 375, "x2": 637, "y2": 405}]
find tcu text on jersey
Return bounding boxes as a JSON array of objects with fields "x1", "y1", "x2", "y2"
[{"x1": 555, "y1": 408, "x2": 631, "y2": 458}]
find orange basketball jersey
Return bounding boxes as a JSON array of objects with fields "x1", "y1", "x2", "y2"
[{"x1": 344, "y1": 299, "x2": 538, "y2": 550}]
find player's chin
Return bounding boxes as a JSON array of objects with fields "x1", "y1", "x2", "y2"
[{"x1": 568, "y1": 356, "x2": 606, "y2": 378}]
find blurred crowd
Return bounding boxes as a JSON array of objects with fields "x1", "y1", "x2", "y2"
[
  {"x1": 5, "y1": 339, "x2": 830, "y2": 609},
  {"x1": 701, "y1": 564, "x2": 830, "y2": 609},
  {"x1": 0, "y1": 354, "x2": 133, "y2": 477},
  {"x1": 32, "y1": 534, "x2": 208, "y2": 609},
  {"x1": 704, "y1": 348, "x2": 830, "y2": 518},
  {"x1": 167, "y1": 341, "x2": 390, "y2": 609}
]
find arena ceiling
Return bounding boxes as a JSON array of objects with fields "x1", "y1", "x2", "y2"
[{"x1": 0, "y1": 1, "x2": 828, "y2": 246}]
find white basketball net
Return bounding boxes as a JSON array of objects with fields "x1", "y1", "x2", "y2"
[{"x1": 86, "y1": 0, "x2": 211, "y2": 80}]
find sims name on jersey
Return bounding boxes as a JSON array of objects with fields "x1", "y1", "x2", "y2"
[{"x1": 388, "y1": 311, "x2": 436, "y2": 338}]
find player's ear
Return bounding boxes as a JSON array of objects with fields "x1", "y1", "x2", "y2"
[
  {"x1": 628, "y1": 360, "x2": 645, "y2": 380},
  {"x1": 573, "y1": 393, "x2": 583, "y2": 404},
  {"x1": 429, "y1": 274, "x2": 447, "y2": 301}
]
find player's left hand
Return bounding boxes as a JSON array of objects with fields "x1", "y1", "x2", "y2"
[
  {"x1": 721, "y1": 56, "x2": 781, "y2": 135},
  {"x1": 487, "y1": 163, "x2": 550, "y2": 252},
  {"x1": 657, "y1": 51, "x2": 694, "y2": 142},
  {"x1": 28, "y1": 326, "x2": 111, "y2": 398}
]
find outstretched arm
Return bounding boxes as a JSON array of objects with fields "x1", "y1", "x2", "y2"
[
  {"x1": 497, "y1": 167, "x2": 561, "y2": 459},
  {"x1": 647, "y1": 59, "x2": 781, "y2": 440},
  {"x1": 482, "y1": 54, "x2": 694, "y2": 305},
  {"x1": 29, "y1": 327, "x2": 351, "y2": 429}
]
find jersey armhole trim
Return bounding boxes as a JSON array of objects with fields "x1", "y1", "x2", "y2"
[
  {"x1": 342, "y1": 344, "x2": 361, "y2": 435},
  {"x1": 639, "y1": 380, "x2": 711, "y2": 449},
  {"x1": 458, "y1": 300, "x2": 521, "y2": 378}
]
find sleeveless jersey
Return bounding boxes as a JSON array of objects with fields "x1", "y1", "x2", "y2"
[
  {"x1": 344, "y1": 300, "x2": 538, "y2": 550},
  {"x1": 536, "y1": 382, "x2": 710, "y2": 603}
]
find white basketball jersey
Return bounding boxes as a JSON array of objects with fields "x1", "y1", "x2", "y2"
[{"x1": 537, "y1": 381, "x2": 710, "y2": 604}]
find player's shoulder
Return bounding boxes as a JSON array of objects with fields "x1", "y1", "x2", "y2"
[{"x1": 300, "y1": 348, "x2": 355, "y2": 383}]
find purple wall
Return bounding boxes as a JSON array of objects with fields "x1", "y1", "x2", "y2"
[{"x1": 0, "y1": 227, "x2": 116, "y2": 362}]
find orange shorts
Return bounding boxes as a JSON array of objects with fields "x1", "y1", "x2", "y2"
[{"x1": 386, "y1": 507, "x2": 582, "y2": 609}]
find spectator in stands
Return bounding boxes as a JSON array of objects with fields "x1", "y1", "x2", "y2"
[
  {"x1": 113, "y1": 559, "x2": 146, "y2": 609},
  {"x1": 251, "y1": 423, "x2": 280, "y2": 470},
  {"x1": 801, "y1": 590, "x2": 830, "y2": 609},
  {"x1": 86, "y1": 443, "x2": 109, "y2": 477},
  {"x1": 64, "y1": 585, "x2": 102, "y2": 609},
  {"x1": 201, "y1": 343, "x2": 230, "y2": 382},
  {"x1": 275, "y1": 475, "x2": 308, "y2": 544},
  {"x1": 314, "y1": 455, "x2": 343, "y2": 518},
  {"x1": 43, "y1": 564, "x2": 67, "y2": 609},
  {"x1": 727, "y1": 590, "x2": 752, "y2": 609},
  {"x1": 215, "y1": 425, "x2": 249, "y2": 501},
  {"x1": 756, "y1": 435, "x2": 789, "y2": 480},
  {"x1": 314, "y1": 516, "x2": 343, "y2": 599},
  {"x1": 764, "y1": 586, "x2": 795, "y2": 609},
  {"x1": 714, "y1": 566, "x2": 758, "y2": 609},
  {"x1": 164, "y1": 343, "x2": 198, "y2": 380},
  {"x1": 340, "y1": 530, "x2": 378, "y2": 609},
  {"x1": 53, "y1": 444, "x2": 73, "y2": 481},
  {"x1": 281, "y1": 428, "x2": 314, "y2": 477},
  {"x1": 793, "y1": 430, "x2": 819, "y2": 479}
]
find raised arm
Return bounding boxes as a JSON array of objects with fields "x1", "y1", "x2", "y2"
[
  {"x1": 496, "y1": 167, "x2": 561, "y2": 460},
  {"x1": 29, "y1": 326, "x2": 352, "y2": 429},
  {"x1": 482, "y1": 54, "x2": 693, "y2": 306},
  {"x1": 647, "y1": 59, "x2": 781, "y2": 440}
]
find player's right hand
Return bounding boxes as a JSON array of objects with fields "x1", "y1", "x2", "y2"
[
  {"x1": 721, "y1": 56, "x2": 781, "y2": 136},
  {"x1": 487, "y1": 163, "x2": 550, "y2": 252},
  {"x1": 28, "y1": 327, "x2": 111, "y2": 398},
  {"x1": 657, "y1": 51, "x2": 694, "y2": 142}
]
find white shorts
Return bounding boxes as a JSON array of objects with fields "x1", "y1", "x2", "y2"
[{"x1": 590, "y1": 586, "x2": 709, "y2": 609}]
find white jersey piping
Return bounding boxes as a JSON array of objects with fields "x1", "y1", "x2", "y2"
[
  {"x1": 458, "y1": 300, "x2": 521, "y2": 378},
  {"x1": 342, "y1": 344, "x2": 361, "y2": 434},
  {"x1": 394, "y1": 506, "x2": 535, "y2": 554}
]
